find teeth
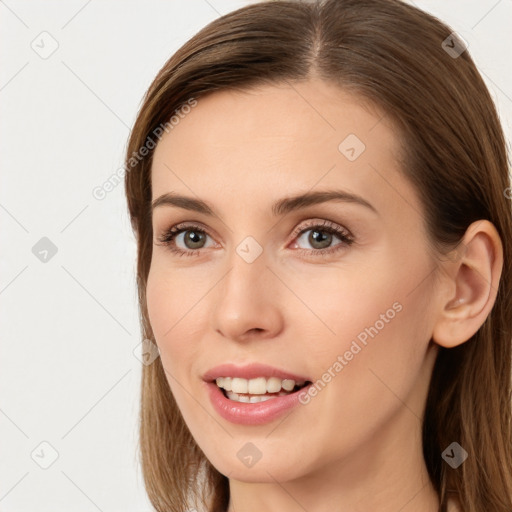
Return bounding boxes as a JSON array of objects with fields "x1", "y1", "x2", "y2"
[
  {"x1": 248, "y1": 377, "x2": 266, "y2": 394},
  {"x1": 231, "y1": 377, "x2": 248, "y2": 393},
  {"x1": 226, "y1": 390, "x2": 293, "y2": 403},
  {"x1": 267, "y1": 377, "x2": 283, "y2": 393},
  {"x1": 215, "y1": 376, "x2": 305, "y2": 395},
  {"x1": 223, "y1": 377, "x2": 232, "y2": 391}
]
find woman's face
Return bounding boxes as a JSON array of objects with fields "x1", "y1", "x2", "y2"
[{"x1": 147, "y1": 79, "x2": 443, "y2": 485}]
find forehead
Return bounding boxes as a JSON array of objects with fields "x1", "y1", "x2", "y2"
[
  {"x1": 153, "y1": 80, "x2": 394, "y2": 158},
  {"x1": 150, "y1": 79, "x2": 421, "y2": 224}
]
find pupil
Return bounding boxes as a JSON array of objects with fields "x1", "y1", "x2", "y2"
[
  {"x1": 310, "y1": 230, "x2": 331, "y2": 249},
  {"x1": 186, "y1": 231, "x2": 204, "y2": 249}
]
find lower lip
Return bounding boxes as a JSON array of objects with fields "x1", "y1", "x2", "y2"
[{"x1": 205, "y1": 381, "x2": 311, "y2": 425}]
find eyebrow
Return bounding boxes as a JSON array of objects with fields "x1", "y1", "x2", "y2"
[{"x1": 151, "y1": 189, "x2": 378, "y2": 217}]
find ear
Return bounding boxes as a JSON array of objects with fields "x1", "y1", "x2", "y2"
[{"x1": 432, "y1": 220, "x2": 504, "y2": 348}]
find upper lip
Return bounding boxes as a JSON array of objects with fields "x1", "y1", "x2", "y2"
[{"x1": 203, "y1": 363, "x2": 311, "y2": 383}]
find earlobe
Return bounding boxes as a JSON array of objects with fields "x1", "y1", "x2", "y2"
[{"x1": 431, "y1": 220, "x2": 503, "y2": 349}]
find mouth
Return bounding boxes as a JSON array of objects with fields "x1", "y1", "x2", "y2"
[
  {"x1": 203, "y1": 363, "x2": 313, "y2": 423},
  {"x1": 213, "y1": 376, "x2": 312, "y2": 403}
]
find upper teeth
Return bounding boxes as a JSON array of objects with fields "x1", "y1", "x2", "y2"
[{"x1": 215, "y1": 376, "x2": 304, "y2": 394}]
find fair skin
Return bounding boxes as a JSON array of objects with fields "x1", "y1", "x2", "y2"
[{"x1": 146, "y1": 79, "x2": 502, "y2": 512}]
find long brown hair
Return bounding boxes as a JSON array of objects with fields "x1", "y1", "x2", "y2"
[{"x1": 124, "y1": 1, "x2": 512, "y2": 511}]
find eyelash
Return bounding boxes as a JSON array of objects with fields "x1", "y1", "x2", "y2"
[{"x1": 155, "y1": 220, "x2": 354, "y2": 258}]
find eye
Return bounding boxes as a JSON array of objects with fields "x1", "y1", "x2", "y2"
[
  {"x1": 155, "y1": 222, "x2": 214, "y2": 257},
  {"x1": 290, "y1": 219, "x2": 354, "y2": 257},
  {"x1": 155, "y1": 219, "x2": 354, "y2": 258}
]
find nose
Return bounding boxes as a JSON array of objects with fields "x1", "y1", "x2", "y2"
[{"x1": 212, "y1": 247, "x2": 284, "y2": 343}]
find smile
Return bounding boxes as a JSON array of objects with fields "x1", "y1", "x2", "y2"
[{"x1": 215, "y1": 376, "x2": 309, "y2": 403}]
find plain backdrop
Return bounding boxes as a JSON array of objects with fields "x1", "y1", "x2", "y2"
[{"x1": 1, "y1": 1, "x2": 511, "y2": 511}]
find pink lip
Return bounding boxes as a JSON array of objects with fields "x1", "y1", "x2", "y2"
[
  {"x1": 202, "y1": 363, "x2": 311, "y2": 383},
  {"x1": 205, "y1": 381, "x2": 312, "y2": 425}
]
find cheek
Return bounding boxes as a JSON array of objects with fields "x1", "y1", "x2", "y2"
[
  {"x1": 292, "y1": 295, "x2": 433, "y2": 473},
  {"x1": 146, "y1": 260, "x2": 220, "y2": 407},
  {"x1": 146, "y1": 264, "x2": 200, "y2": 373},
  {"x1": 146, "y1": 257, "x2": 207, "y2": 337},
  {"x1": 282, "y1": 254, "x2": 404, "y2": 344},
  {"x1": 296, "y1": 251, "x2": 433, "y2": 409},
  {"x1": 146, "y1": 267, "x2": 175, "y2": 344},
  {"x1": 313, "y1": 276, "x2": 433, "y2": 428}
]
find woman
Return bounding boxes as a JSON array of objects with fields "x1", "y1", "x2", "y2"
[{"x1": 124, "y1": 1, "x2": 512, "y2": 511}]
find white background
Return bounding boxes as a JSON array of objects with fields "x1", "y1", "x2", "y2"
[{"x1": 1, "y1": 1, "x2": 511, "y2": 511}]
